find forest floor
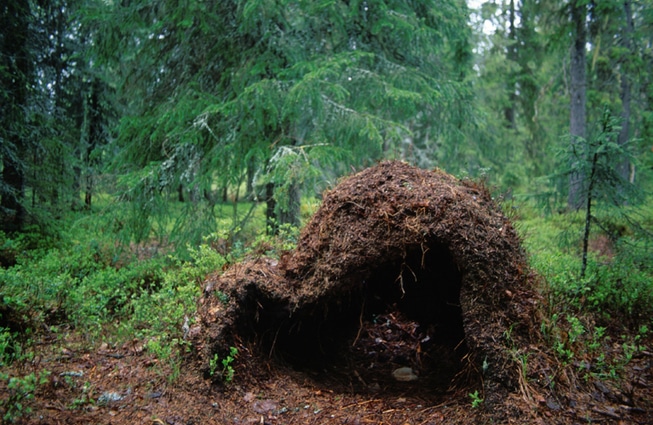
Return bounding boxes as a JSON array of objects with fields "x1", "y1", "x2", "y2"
[
  {"x1": 3, "y1": 317, "x2": 652, "y2": 425},
  {"x1": 2, "y1": 162, "x2": 652, "y2": 424}
]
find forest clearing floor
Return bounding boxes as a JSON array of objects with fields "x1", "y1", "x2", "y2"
[{"x1": 3, "y1": 319, "x2": 652, "y2": 425}]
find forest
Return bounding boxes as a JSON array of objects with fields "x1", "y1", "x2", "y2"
[{"x1": 1, "y1": 0, "x2": 652, "y2": 423}]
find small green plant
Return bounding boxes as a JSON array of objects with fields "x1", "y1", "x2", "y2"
[
  {"x1": 0, "y1": 370, "x2": 50, "y2": 424},
  {"x1": 620, "y1": 326, "x2": 648, "y2": 366},
  {"x1": 0, "y1": 327, "x2": 15, "y2": 367},
  {"x1": 69, "y1": 395, "x2": 92, "y2": 410},
  {"x1": 208, "y1": 346, "x2": 238, "y2": 382},
  {"x1": 253, "y1": 222, "x2": 299, "y2": 256},
  {"x1": 215, "y1": 290, "x2": 229, "y2": 305},
  {"x1": 144, "y1": 337, "x2": 184, "y2": 382},
  {"x1": 587, "y1": 326, "x2": 606, "y2": 353},
  {"x1": 468, "y1": 390, "x2": 484, "y2": 408},
  {"x1": 554, "y1": 341, "x2": 574, "y2": 364},
  {"x1": 209, "y1": 353, "x2": 220, "y2": 377}
]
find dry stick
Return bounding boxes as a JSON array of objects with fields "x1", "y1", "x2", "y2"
[
  {"x1": 268, "y1": 326, "x2": 282, "y2": 359},
  {"x1": 352, "y1": 298, "x2": 366, "y2": 347},
  {"x1": 397, "y1": 273, "x2": 406, "y2": 297},
  {"x1": 453, "y1": 337, "x2": 466, "y2": 352},
  {"x1": 396, "y1": 262, "x2": 417, "y2": 298},
  {"x1": 353, "y1": 370, "x2": 367, "y2": 386},
  {"x1": 340, "y1": 399, "x2": 382, "y2": 410},
  {"x1": 418, "y1": 400, "x2": 450, "y2": 414},
  {"x1": 420, "y1": 243, "x2": 429, "y2": 269}
]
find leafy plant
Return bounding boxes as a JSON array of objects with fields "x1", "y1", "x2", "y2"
[
  {"x1": 0, "y1": 370, "x2": 50, "y2": 424},
  {"x1": 208, "y1": 353, "x2": 220, "y2": 377},
  {"x1": 144, "y1": 337, "x2": 187, "y2": 383},
  {"x1": 68, "y1": 382, "x2": 94, "y2": 411},
  {"x1": 209, "y1": 347, "x2": 238, "y2": 383},
  {"x1": 214, "y1": 291, "x2": 229, "y2": 305},
  {"x1": 0, "y1": 328, "x2": 16, "y2": 367},
  {"x1": 468, "y1": 390, "x2": 484, "y2": 408}
]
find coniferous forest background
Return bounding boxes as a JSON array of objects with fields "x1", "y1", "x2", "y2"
[
  {"x1": 1, "y1": 1, "x2": 652, "y2": 423},
  {"x1": 2, "y1": 0, "x2": 652, "y2": 237}
]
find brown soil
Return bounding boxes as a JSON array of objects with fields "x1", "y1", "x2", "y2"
[
  {"x1": 3, "y1": 326, "x2": 651, "y2": 424},
  {"x1": 3, "y1": 161, "x2": 652, "y2": 424}
]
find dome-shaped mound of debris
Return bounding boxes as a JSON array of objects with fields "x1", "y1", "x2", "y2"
[{"x1": 195, "y1": 161, "x2": 539, "y2": 403}]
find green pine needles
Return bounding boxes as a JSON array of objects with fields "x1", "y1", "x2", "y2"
[{"x1": 85, "y1": 0, "x2": 473, "y2": 245}]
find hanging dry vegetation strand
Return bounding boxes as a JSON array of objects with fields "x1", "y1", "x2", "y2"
[{"x1": 194, "y1": 161, "x2": 540, "y2": 403}]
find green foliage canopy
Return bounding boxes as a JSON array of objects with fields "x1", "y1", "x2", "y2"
[{"x1": 85, "y1": 0, "x2": 473, "y2": 242}]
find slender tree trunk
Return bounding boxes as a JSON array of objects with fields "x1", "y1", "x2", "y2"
[
  {"x1": 71, "y1": 132, "x2": 83, "y2": 210},
  {"x1": 504, "y1": 0, "x2": 517, "y2": 130},
  {"x1": 265, "y1": 182, "x2": 277, "y2": 235},
  {"x1": 84, "y1": 79, "x2": 102, "y2": 210},
  {"x1": 568, "y1": 0, "x2": 587, "y2": 210},
  {"x1": 2, "y1": 158, "x2": 26, "y2": 232},
  {"x1": 517, "y1": 0, "x2": 542, "y2": 168},
  {"x1": 51, "y1": 3, "x2": 66, "y2": 208},
  {"x1": 278, "y1": 183, "x2": 301, "y2": 228},
  {"x1": 84, "y1": 176, "x2": 93, "y2": 209},
  {"x1": 617, "y1": 0, "x2": 634, "y2": 187},
  {"x1": 178, "y1": 184, "x2": 185, "y2": 202},
  {"x1": 581, "y1": 149, "x2": 598, "y2": 279},
  {"x1": 245, "y1": 158, "x2": 256, "y2": 200}
]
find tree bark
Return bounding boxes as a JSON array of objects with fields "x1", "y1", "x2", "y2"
[
  {"x1": 2, "y1": 158, "x2": 26, "y2": 232},
  {"x1": 581, "y1": 149, "x2": 598, "y2": 279},
  {"x1": 504, "y1": 0, "x2": 517, "y2": 130},
  {"x1": 84, "y1": 80, "x2": 103, "y2": 210},
  {"x1": 278, "y1": 183, "x2": 301, "y2": 228},
  {"x1": 265, "y1": 183, "x2": 277, "y2": 235},
  {"x1": 0, "y1": 0, "x2": 31, "y2": 231},
  {"x1": 568, "y1": 0, "x2": 587, "y2": 210},
  {"x1": 617, "y1": 0, "x2": 634, "y2": 186}
]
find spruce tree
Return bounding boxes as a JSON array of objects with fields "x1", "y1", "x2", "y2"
[{"x1": 86, "y1": 0, "x2": 474, "y2": 242}]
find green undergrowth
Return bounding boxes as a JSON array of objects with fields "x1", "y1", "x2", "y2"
[
  {"x1": 516, "y1": 199, "x2": 652, "y2": 322},
  {"x1": 1, "y1": 194, "x2": 651, "y2": 419},
  {"x1": 0, "y1": 203, "x2": 300, "y2": 419},
  {"x1": 514, "y1": 199, "x2": 652, "y2": 386},
  {"x1": 0, "y1": 204, "x2": 298, "y2": 390}
]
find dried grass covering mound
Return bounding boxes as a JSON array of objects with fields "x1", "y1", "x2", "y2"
[{"x1": 195, "y1": 161, "x2": 540, "y2": 402}]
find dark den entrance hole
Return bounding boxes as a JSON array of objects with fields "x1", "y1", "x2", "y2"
[{"x1": 265, "y1": 242, "x2": 468, "y2": 396}]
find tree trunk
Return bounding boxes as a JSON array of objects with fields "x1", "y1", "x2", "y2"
[
  {"x1": 617, "y1": 0, "x2": 634, "y2": 187},
  {"x1": 0, "y1": 1, "x2": 31, "y2": 231},
  {"x1": 83, "y1": 79, "x2": 103, "y2": 210},
  {"x1": 581, "y1": 149, "x2": 598, "y2": 279},
  {"x1": 568, "y1": 0, "x2": 587, "y2": 210},
  {"x1": 278, "y1": 183, "x2": 301, "y2": 228},
  {"x1": 246, "y1": 158, "x2": 256, "y2": 200},
  {"x1": 265, "y1": 183, "x2": 277, "y2": 235},
  {"x1": 51, "y1": 4, "x2": 66, "y2": 209},
  {"x1": 84, "y1": 176, "x2": 93, "y2": 209},
  {"x1": 504, "y1": 0, "x2": 517, "y2": 130},
  {"x1": 2, "y1": 157, "x2": 26, "y2": 232},
  {"x1": 178, "y1": 184, "x2": 185, "y2": 202}
]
